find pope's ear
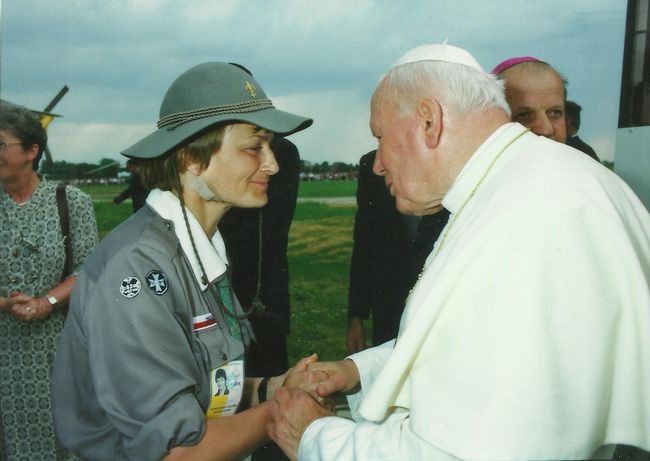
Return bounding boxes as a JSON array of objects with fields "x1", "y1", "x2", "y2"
[{"x1": 418, "y1": 97, "x2": 443, "y2": 148}]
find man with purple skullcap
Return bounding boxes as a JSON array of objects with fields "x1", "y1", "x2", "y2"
[
  {"x1": 267, "y1": 43, "x2": 650, "y2": 460},
  {"x1": 492, "y1": 55, "x2": 568, "y2": 143}
]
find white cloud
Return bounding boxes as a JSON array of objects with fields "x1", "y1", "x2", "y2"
[
  {"x1": 47, "y1": 122, "x2": 152, "y2": 165},
  {"x1": 274, "y1": 89, "x2": 376, "y2": 164},
  {"x1": 1, "y1": 0, "x2": 628, "y2": 167}
]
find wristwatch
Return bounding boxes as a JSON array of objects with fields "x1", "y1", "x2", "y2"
[
  {"x1": 46, "y1": 294, "x2": 59, "y2": 307},
  {"x1": 258, "y1": 377, "x2": 270, "y2": 403}
]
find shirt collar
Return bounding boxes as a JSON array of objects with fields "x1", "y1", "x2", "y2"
[
  {"x1": 146, "y1": 189, "x2": 228, "y2": 290},
  {"x1": 442, "y1": 122, "x2": 528, "y2": 214}
]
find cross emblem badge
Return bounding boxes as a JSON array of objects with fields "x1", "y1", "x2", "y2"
[{"x1": 146, "y1": 270, "x2": 168, "y2": 295}]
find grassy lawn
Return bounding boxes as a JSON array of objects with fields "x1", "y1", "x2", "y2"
[
  {"x1": 296, "y1": 179, "x2": 356, "y2": 198},
  {"x1": 81, "y1": 179, "x2": 356, "y2": 201},
  {"x1": 287, "y1": 203, "x2": 357, "y2": 363},
  {"x1": 84, "y1": 182, "x2": 360, "y2": 365}
]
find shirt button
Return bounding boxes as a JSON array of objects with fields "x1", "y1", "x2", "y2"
[
  {"x1": 219, "y1": 351, "x2": 227, "y2": 361},
  {"x1": 12, "y1": 250, "x2": 19, "y2": 257}
]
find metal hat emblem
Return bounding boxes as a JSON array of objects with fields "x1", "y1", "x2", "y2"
[{"x1": 244, "y1": 81, "x2": 257, "y2": 98}]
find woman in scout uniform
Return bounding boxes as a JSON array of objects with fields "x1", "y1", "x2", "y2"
[{"x1": 51, "y1": 62, "x2": 318, "y2": 460}]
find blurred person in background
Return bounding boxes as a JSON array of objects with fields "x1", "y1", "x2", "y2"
[
  {"x1": 493, "y1": 56, "x2": 567, "y2": 143},
  {"x1": 346, "y1": 149, "x2": 448, "y2": 353},
  {"x1": 0, "y1": 103, "x2": 98, "y2": 459},
  {"x1": 565, "y1": 100, "x2": 600, "y2": 161},
  {"x1": 113, "y1": 158, "x2": 149, "y2": 212}
]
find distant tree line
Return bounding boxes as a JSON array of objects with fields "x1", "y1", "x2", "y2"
[
  {"x1": 40, "y1": 158, "x2": 121, "y2": 180},
  {"x1": 299, "y1": 160, "x2": 357, "y2": 174},
  {"x1": 41, "y1": 158, "x2": 360, "y2": 181},
  {"x1": 40, "y1": 157, "x2": 615, "y2": 181}
]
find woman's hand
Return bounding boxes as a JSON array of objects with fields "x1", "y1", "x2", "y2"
[
  {"x1": 0, "y1": 296, "x2": 16, "y2": 312},
  {"x1": 9, "y1": 292, "x2": 53, "y2": 322},
  {"x1": 266, "y1": 354, "x2": 331, "y2": 407}
]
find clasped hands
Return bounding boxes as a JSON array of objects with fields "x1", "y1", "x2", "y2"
[
  {"x1": 0, "y1": 292, "x2": 52, "y2": 321},
  {"x1": 269, "y1": 355, "x2": 360, "y2": 460}
]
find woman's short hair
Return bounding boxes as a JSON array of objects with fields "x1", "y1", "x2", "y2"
[
  {"x1": 139, "y1": 124, "x2": 226, "y2": 191},
  {"x1": 0, "y1": 103, "x2": 48, "y2": 171}
]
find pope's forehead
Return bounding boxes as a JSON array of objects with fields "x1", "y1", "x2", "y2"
[{"x1": 370, "y1": 89, "x2": 392, "y2": 114}]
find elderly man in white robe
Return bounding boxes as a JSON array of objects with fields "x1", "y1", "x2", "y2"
[{"x1": 266, "y1": 43, "x2": 650, "y2": 461}]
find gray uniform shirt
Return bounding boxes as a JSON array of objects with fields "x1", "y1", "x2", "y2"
[{"x1": 52, "y1": 205, "x2": 253, "y2": 460}]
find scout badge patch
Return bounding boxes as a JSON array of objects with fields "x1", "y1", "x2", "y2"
[
  {"x1": 146, "y1": 270, "x2": 168, "y2": 295},
  {"x1": 120, "y1": 276, "x2": 141, "y2": 298}
]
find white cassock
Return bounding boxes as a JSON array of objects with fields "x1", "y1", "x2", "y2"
[{"x1": 299, "y1": 123, "x2": 650, "y2": 460}]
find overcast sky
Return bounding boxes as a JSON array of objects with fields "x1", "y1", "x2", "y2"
[{"x1": 0, "y1": 0, "x2": 626, "y2": 165}]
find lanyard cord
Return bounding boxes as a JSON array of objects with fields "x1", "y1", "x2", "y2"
[{"x1": 250, "y1": 209, "x2": 267, "y2": 314}]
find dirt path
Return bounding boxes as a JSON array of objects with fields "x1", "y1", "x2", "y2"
[{"x1": 297, "y1": 197, "x2": 356, "y2": 206}]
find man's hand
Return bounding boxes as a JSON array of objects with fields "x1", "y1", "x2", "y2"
[
  {"x1": 346, "y1": 317, "x2": 367, "y2": 353},
  {"x1": 267, "y1": 387, "x2": 335, "y2": 461},
  {"x1": 309, "y1": 359, "x2": 361, "y2": 399}
]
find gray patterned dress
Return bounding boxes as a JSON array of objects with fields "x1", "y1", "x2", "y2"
[{"x1": 0, "y1": 179, "x2": 97, "y2": 460}]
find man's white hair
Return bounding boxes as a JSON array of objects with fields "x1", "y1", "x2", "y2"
[{"x1": 377, "y1": 60, "x2": 511, "y2": 117}]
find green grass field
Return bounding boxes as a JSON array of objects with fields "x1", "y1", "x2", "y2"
[{"x1": 83, "y1": 181, "x2": 361, "y2": 365}]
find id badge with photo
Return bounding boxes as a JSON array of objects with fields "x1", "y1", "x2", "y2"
[{"x1": 207, "y1": 359, "x2": 244, "y2": 418}]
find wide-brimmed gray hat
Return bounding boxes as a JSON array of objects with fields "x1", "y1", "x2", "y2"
[{"x1": 122, "y1": 62, "x2": 313, "y2": 159}]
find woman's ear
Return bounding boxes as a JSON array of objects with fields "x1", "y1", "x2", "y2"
[
  {"x1": 179, "y1": 149, "x2": 202, "y2": 176},
  {"x1": 24, "y1": 144, "x2": 40, "y2": 163},
  {"x1": 418, "y1": 97, "x2": 443, "y2": 149}
]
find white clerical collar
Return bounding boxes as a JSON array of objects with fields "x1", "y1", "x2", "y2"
[
  {"x1": 146, "y1": 189, "x2": 228, "y2": 290},
  {"x1": 443, "y1": 123, "x2": 528, "y2": 214}
]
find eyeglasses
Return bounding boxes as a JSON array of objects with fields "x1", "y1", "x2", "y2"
[{"x1": 0, "y1": 140, "x2": 23, "y2": 152}]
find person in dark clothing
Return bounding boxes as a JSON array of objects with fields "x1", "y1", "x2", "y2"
[
  {"x1": 113, "y1": 158, "x2": 149, "y2": 212},
  {"x1": 565, "y1": 100, "x2": 600, "y2": 162},
  {"x1": 219, "y1": 136, "x2": 300, "y2": 461},
  {"x1": 346, "y1": 150, "x2": 448, "y2": 352}
]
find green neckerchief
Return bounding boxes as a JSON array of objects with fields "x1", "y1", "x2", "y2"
[{"x1": 215, "y1": 275, "x2": 242, "y2": 342}]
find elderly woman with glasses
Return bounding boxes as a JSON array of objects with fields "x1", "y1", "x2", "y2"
[
  {"x1": 51, "y1": 63, "x2": 328, "y2": 461},
  {"x1": 0, "y1": 103, "x2": 98, "y2": 459}
]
